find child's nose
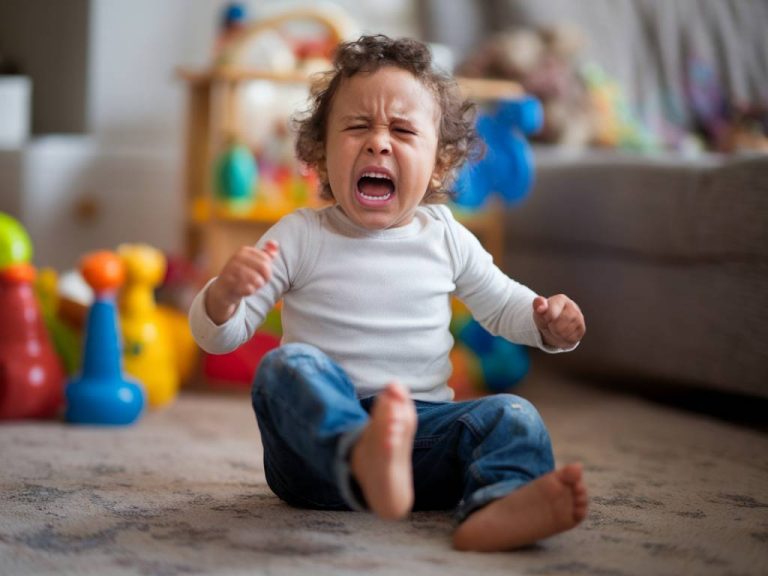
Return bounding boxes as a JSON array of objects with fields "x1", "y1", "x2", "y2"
[{"x1": 366, "y1": 129, "x2": 391, "y2": 155}]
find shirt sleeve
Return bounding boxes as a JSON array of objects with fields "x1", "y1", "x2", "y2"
[
  {"x1": 188, "y1": 209, "x2": 314, "y2": 354},
  {"x1": 436, "y1": 205, "x2": 576, "y2": 354}
]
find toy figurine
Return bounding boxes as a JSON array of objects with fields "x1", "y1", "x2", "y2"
[
  {"x1": 214, "y1": 2, "x2": 249, "y2": 67},
  {"x1": 453, "y1": 96, "x2": 542, "y2": 211},
  {"x1": 215, "y1": 136, "x2": 258, "y2": 213},
  {"x1": 118, "y1": 244, "x2": 178, "y2": 407},
  {"x1": 65, "y1": 251, "x2": 144, "y2": 425},
  {"x1": 0, "y1": 213, "x2": 65, "y2": 420}
]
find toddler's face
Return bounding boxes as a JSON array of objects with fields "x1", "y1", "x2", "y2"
[{"x1": 324, "y1": 66, "x2": 441, "y2": 229}]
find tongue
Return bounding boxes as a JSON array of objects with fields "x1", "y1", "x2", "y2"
[{"x1": 358, "y1": 177, "x2": 394, "y2": 197}]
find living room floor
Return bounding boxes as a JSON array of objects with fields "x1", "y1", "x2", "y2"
[{"x1": 1, "y1": 363, "x2": 766, "y2": 576}]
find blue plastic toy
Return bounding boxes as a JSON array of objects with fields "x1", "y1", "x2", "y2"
[
  {"x1": 65, "y1": 251, "x2": 145, "y2": 425},
  {"x1": 221, "y1": 3, "x2": 247, "y2": 30},
  {"x1": 458, "y1": 319, "x2": 529, "y2": 392},
  {"x1": 449, "y1": 300, "x2": 529, "y2": 397},
  {"x1": 454, "y1": 96, "x2": 543, "y2": 210}
]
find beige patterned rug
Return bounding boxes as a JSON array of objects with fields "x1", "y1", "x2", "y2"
[{"x1": 1, "y1": 366, "x2": 767, "y2": 576}]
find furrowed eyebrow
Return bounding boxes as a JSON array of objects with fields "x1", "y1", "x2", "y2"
[
  {"x1": 340, "y1": 115, "x2": 370, "y2": 123},
  {"x1": 339, "y1": 114, "x2": 417, "y2": 125}
]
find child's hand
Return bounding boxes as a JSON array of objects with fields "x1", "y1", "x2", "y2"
[
  {"x1": 205, "y1": 240, "x2": 279, "y2": 325},
  {"x1": 532, "y1": 294, "x2": 585, "y2": 349}
]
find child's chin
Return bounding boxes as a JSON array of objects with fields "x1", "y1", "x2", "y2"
[{"x1": 356, "y1": 216, "x2": 393, "y2": 230}]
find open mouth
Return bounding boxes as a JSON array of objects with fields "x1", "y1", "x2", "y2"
[{"x1": 356, "y1": 171, "x2": 396, "y2": 204}]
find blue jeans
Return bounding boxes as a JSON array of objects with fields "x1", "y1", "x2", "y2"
[{"x1": 251, "y1": 343, "x2": 555, "y2": 522}]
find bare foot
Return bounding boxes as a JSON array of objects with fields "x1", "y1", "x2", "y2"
[
  {"x1": 350, "y1": 382, "x2": 417, "y2": 520},
  {"x1": 452, "y1": 463, "x2": 588, "y2": 551}
]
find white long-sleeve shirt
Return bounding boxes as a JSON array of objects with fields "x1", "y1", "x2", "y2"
[{"x1": 189, "y1": 204, "x2": 570, "y2": 401}]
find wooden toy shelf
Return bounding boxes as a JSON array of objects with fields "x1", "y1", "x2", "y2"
[{"x1": 177, "y1": 66, "x2": 523, "y2": 276}]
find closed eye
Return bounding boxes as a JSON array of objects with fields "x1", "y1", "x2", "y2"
[{"x1": 394, "y1": 127, "x2": 417, "y2": 135}]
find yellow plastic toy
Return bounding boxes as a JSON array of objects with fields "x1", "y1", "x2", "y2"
[
  {"x1": 117, "y1": 244, "x2": 178, "y2": 408},
  {"x1": 156, "y1": 304, "x2": 198, "y2": 386}
]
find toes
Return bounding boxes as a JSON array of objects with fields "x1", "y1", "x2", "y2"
[{"x1": 559, "y1": 463, "x2": 583, "y2": 485}]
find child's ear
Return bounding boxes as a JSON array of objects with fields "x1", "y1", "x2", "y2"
[{"x1": 430, "y1": 158, "x2": 449, "y2": 192}]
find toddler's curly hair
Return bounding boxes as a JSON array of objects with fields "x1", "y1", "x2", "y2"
[{"x1": 294, "y1": 34, "x2": 481, "y2": 203}]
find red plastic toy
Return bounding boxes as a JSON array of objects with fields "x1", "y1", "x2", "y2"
[{"x1": 0, "y1": 214, "x2": 65, "y2": 419}]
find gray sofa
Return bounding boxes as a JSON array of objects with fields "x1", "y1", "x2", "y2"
[
  {"x1": 422, "y1": 0, "x2": 768, "y2": 400},
  {"x1": 505, "y1": 151, "x2": 768, "y2": 399}
]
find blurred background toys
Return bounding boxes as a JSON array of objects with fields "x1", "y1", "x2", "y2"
[
  {"x1": 36, "y1": 245, "x2": 200, "y2": 399},
  {"x1": 201, "y1": 304, "x2": 282, "y2": 390},
  {"x1": 35, "y1": 267, "x2": 81, "y2": 375},
  {"x1": 118, "y1": 244, "x2": 179, "y2": 408},
  {"x1": 65, "y1": 251, "x2": 145, "y2": 425},
  {"x1": 458, "y1": 25, "x2": 660, "y2": 152},
  {"x1": 582, "y1": 62, "x2": 659, "y2": 152},
  {"x1": 214, "y1": 5, "x2": 353, "y2": 75},
  {"x1": 0, "y1": 213, "x2": 65, "y2": 420},
  {"x1": 459, "y1": 25, "x2": 594, "y2": 149},
  {"x1": 453, "y1": 96, "x2": 543, "y2": 211},
  {"x1": 214, "y1": 135, "x2": 259, "y2": 214},
  {"x1": 214, "y1": 2, "x2": 249, "y2": 67},
  {"x1": 687, "y1": 58, "x2": 768, "y2": 154},
  {"x1": 448, "y1": 300, "x2": 529, "y2": 400},
  {"x1": 197, "y1": 6, "x2": 356, "y2": 226}
]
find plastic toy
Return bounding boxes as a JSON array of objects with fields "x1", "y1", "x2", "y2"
[
  {"x1": 453, "y1": 96, "x2": 543, "y2": 211},
  {"x1": 203, "y1": 331, "x2": 280, "y2": 388},
  {"x1": 215, "y1": 137, "x2": 258, "y2": 213},
  {"x1": 35, "y1": 267, "x2": 81, "y2": 375},
  {"x1": 448, "y1": 300, "x2": 529, "y2": 400},
  {"x1": 65, "y1": 251, "x2": 144, "y2": 425},
  {"x1": 0, "y1": 213, "x2": 65, "y2": 420},
  {"x1": 214, "y1": 2, "x2": 249, "y2": 66},
  {"x1": 582, "y1": 63, "x2": 657, "y2": 151},
  {"x1": 118, "y1": 244, "x2": 178, "y2": 408},
  {"x1": 0, "y1": 212, "x2": 32, "y2": 268},
  {"x1": 202, "y1": 305, "x2": 282, "y2": 388},
  {"x1": 156, "y1": 305, "x2": 198, "y2": 386}
]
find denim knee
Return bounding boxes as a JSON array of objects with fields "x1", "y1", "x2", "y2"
[
  {"x1": 469, "y1": 394, "x2": 553, "y2": 454},
  {"x1": 252, "y1": 343, "x2": 326, "y2": 400}
]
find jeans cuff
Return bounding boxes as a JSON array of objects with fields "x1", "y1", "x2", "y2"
[
  {"x1": 454, "y1": 479, "x2": 528, "y2": 523},
  {"x1": 335, "y1": 423, "x2": 369, "y2": 512}
]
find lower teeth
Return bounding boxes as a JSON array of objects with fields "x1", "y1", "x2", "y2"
[{"x1": 360, "y1": 192, "x2": 391, "y2": 201}]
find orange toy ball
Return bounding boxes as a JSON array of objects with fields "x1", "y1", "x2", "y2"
[
  {"x1": 80, "y1": 251, "x2": 125, "y2": 292},
  {"x1": 0, "y1": 262, "x2": 36, "y2": 284}
]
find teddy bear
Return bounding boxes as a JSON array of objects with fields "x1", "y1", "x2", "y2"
[{"x1": 458, "y1": 24, "x2": 595, "y2": 148}]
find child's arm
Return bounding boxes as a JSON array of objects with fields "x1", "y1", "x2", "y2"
[
  {"x1": 189, "y1": 209, "x2": 316, "y2": 354},
  {"x1": 532, "y1": 294, "x2": 586, "y2": 349},
  {"x1": 205, "y1": 240, "x2": 279, "y2": 325},
  {"x1": 433, "y1": 205, "x2": 583, "y2": 352}
]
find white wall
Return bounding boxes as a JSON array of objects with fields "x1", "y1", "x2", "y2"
[
  {"x1": 88, "y1": 0, "x2": 419, "y2": 148},
  {"x1": 3, "y1": 0, "x2": 419, "y2": 270}
]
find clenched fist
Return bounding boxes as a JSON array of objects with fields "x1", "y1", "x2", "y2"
[
  {"x1": 205, "y1": 240, "x2": 279, "y2": 325},
  {"x1": 532, "y1": 294, "x2": 585, "y2": 349}
]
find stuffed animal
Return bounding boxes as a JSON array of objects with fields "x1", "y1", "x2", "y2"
[{"x1": 459, "y1": 25, "x2": 594, "y2": 148}]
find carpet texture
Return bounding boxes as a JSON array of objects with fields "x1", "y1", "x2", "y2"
[{"x1": 1, "y1": 368, "x2": 767, "y2": 576}]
